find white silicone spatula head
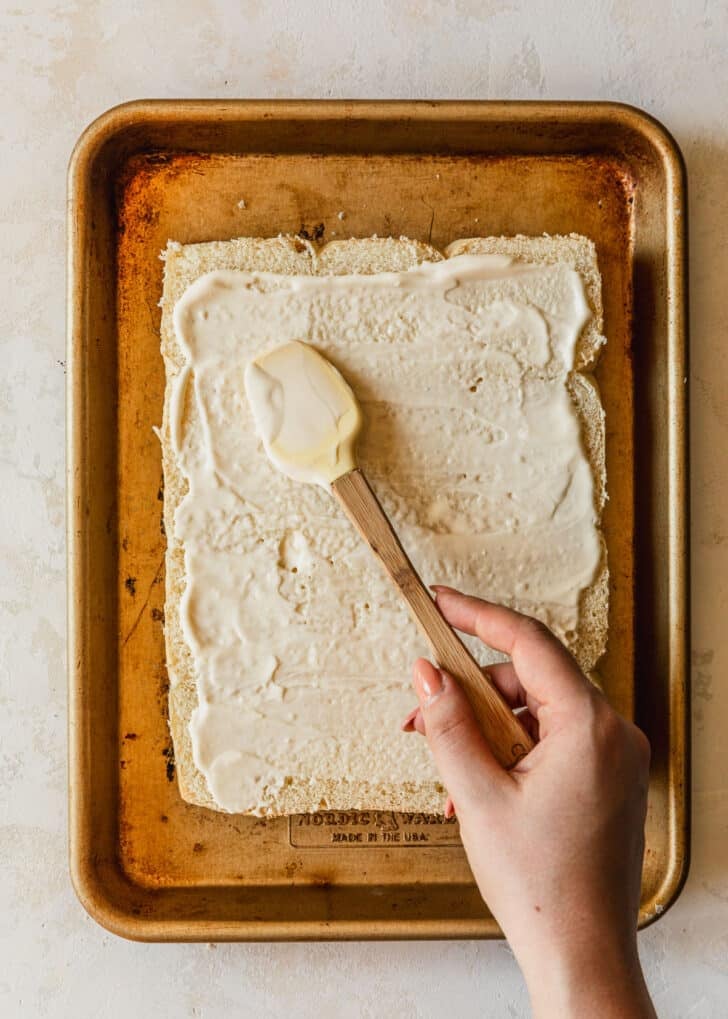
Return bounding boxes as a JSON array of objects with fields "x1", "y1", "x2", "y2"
[{"x1": 244, "y1": 340, "x2": 363, "y2": 488}]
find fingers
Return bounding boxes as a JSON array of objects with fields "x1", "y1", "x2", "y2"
[
  {"x1": 432, "y1": 586, "x2": 590, "y2": 709},
  {"x1": 400, "y1": 705, "x2": 425, "y2": 735},
  {"x1": 513, "y1": 706, "x2": 540, "y2": 744},
  {"x1": 412, "y1": 658, "x2": 510, "y2": 807},
  {"x1": 488, "y1": 661, "x2": 544, "y2": 723},
  {"x1": 402, "y1": 662, "x2": 539, "y2": 733},
  {"x1": 400, "y1": 706, "x2": 419, "y2": 731},
  {"x1": 487, "y1": 662, "x2": 528, "y2": 709}
]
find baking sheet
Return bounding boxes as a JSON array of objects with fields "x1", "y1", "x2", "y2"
[{"x1": 67, "y1": 100, "x2": 688, "y2": 940}]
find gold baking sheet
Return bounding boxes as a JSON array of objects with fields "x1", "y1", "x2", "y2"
[{"x1": 67, "y1": 100, "x2": 688, "y2": 940}]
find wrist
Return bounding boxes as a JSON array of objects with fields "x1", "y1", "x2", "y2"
[{"x1": 520, "y1": 931, "x2": 655, "y2": 1019}]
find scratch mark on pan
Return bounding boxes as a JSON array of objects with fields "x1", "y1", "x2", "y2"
[
  {"x1": 421, "y1": 198, "x2": 435, "y2": 244},
  {"x1": 122, "y1": 553, "x2": 165, "y2": 648}
]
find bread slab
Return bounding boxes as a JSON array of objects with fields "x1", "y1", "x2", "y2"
[{"x1": 160, "y1": 234, "x2": 607, "y2": 814}]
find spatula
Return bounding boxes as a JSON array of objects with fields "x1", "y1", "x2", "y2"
[{"x1": 244, "y1": 340, "x2": 533, "y2": 769}]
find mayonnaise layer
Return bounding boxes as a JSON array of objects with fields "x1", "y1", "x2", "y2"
[{"x1": 170, "y1": 254, "x2": 600, "y2": 813}]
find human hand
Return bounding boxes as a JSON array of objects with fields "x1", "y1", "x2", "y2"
[{"x1": 403, "y1": 586, "x2": 655, "y2": 1019}]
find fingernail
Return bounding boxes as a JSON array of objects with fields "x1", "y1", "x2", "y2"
[
  {"x1": 414, "y1": 665, "x2": 446, "y2": 706},
  {"x1": 400, "y1": 706, "x2": 420, "y2": 732},
  {"x1": 444, "y1": 797, "x2": 456, "y2": 819},
  {"x1": 430, "y1": 584, "x2": 454, "y2": 598}
]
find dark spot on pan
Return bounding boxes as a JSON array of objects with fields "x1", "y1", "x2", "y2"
[
  {"x1": 298, "y1": 222, "x2": 325, "y2": 243},
  {"x1": 124, "y1": 732, "x2": 138, "y2": 740},
  {"x1": 151, "y1": 607, "x2": 165, "y2": 623},
  {"x1": 162, "y1": 744, "x2": 176, "y2": 782},
  {"x1": 193, "y1": 842, "x2": 205, "y2": 853},
  {"x1": 145, "y1": 152, "x2": 173, "y2": 166},
  {"x1": 158, "y1": 678, "x2": 170, "y2": 717},
  {"x1": 125, "y1": 576, "x2": 137, "y2": 596}
]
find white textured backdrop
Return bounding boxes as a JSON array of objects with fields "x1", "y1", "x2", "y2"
[{"x1": 1, "y1": 1, "x2": 726, "y2": 1016}]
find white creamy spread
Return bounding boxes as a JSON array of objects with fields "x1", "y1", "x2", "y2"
[
  {"x1": 244, "y1": 340, "x2": 363, "y2": 486},
  {"x1": 171, "y1": 254, "x2": 600, "y2": 813}
]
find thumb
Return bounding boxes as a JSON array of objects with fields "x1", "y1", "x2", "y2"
[{"x1": 413, "y1": 658, "x2": 510, "y2": 811}]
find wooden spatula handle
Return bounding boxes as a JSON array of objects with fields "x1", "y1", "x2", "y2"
[{"x1": 332, "y1": 468, "x2": 534, "y2": 769}]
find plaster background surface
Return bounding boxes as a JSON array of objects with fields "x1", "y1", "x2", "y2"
[{"x1": 1, "y1": 1, "x2": 726, "y2": 1015}]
